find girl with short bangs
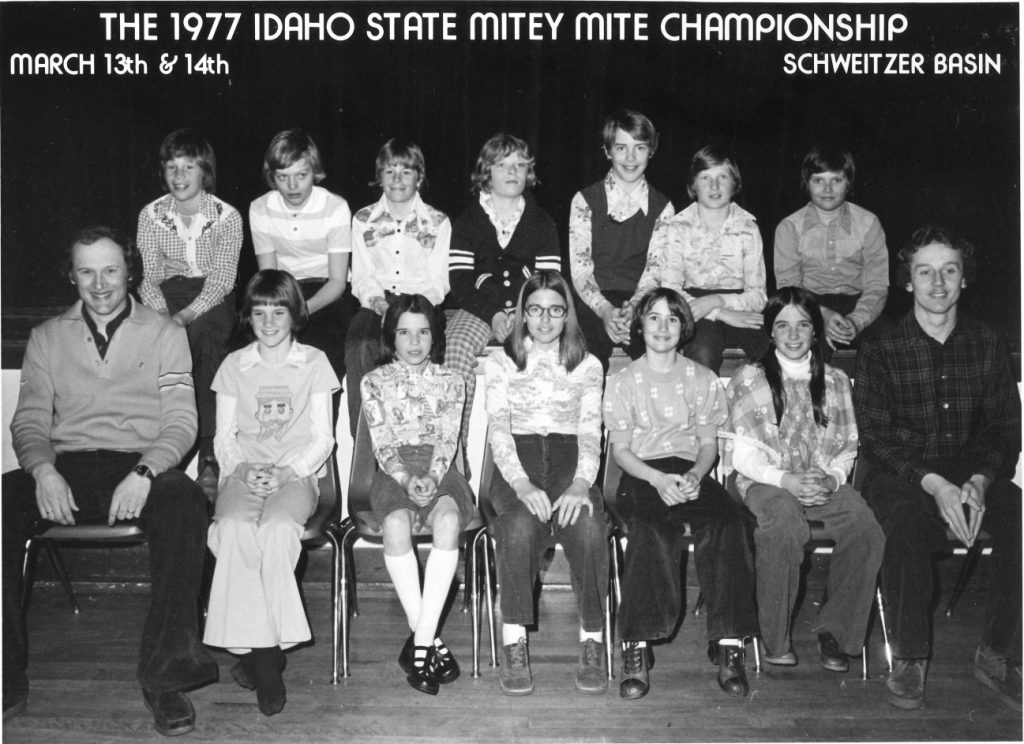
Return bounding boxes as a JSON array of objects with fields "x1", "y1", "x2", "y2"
[
  {"x1": 360, "y1": 294, "x2": 474, "y2": 696},
  {"x1": 204, "y1": 269, "x2": 340, "y2": 717}
]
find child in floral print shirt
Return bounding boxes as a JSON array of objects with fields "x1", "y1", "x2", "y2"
[{"x1": 360, "y1": 294, "x2": 474, "y2": 696}]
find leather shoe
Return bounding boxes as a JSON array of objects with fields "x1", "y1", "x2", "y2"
[
  {"x1": 575, "y1": 639, "x2": 608, "y2": 694},
  {"x1": 620, "y1": 642, "x2": 651, "y2": 700},
  {"x1": 765, "y1": 648, "x2": 798, "y2": 666},
  {"x1": 230, "y1": 655, "x2": 256, "y2": 690},
  {"x1": 818, "y1": 632, "x2": 849, "y2": 673},
  {"x1": 498, "y1": 638, "x2": 534, "y2": 696},
  {"x1": 142, "y1": 689, "x2": 195, "y2": 737},
  {"x1": 407, "y1": 647, "x2": 439, "y2": 695},
  {"x1": 887, "y1": 657, "x2": 927, "y2": 710},
  {"x1": 717, "y1": 642, "x2": 749, "y2": 697},
  {"x1": 398, "y1": 633, "x2": 416, "y2": 674},
  {"x1": 974, "y1": 645, "x2": 1022, "y2": 712},
  {"x1": 430, "y1": 639, "x2": 460, "y2": 684},
  {"x1": 250, "y1": 646, "x2": 286, "y2": 716}
]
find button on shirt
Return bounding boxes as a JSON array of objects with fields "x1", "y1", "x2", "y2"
[
  {"x1": 774, "y1": 201, "x2": 889, "y2": 332},
  {"x1": 250, "y1": 186, "x2": 351, "y2": 281},
  {"x1": 350, "y1": 193, "x2": 451, "y2": 307}
]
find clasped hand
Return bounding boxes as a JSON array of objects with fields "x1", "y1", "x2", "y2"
[
  {"x1": 240, "y1": 462, "x2": 294, "y2": 496},
  {"x1": 652, "y1": 470, "x2": 700, "y2": 506},
  {"x1": 513, "y1": 477, "x2": 594, "y2": 527},
  {"x1": 781, "y1": 467, "x2": 835, "y2": 506}
]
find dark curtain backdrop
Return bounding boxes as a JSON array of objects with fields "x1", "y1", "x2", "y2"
[{"x1": 1, "y1": 1, "x2": 1019, "y2": 337}]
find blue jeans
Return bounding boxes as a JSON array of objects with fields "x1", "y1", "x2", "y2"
[
  {"x1": 617, "y1": 456, "x2": 758, "y2": 643},
  {"x1": 2, "y1": 451, "x2": 218, "y2": 697},
  {"x1": 865, "y1": 458, "x2": 1022, "y2": 660},
  {"x1": 489, "y1": 434, "x2": 608, "y2": 631}
]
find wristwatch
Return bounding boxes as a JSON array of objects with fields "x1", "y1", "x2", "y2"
[{"x1": 132, "y1": 464, "x2": 155, "y2": 481}]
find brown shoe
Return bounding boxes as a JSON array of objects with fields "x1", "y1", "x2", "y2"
[
  {"x1": 620, "y1": 642, "x2": 650, "y2": 700},
  {"x1": 575, "y1": 639, "x2": 608, "y2": 694},
  {"x1": 499, "y1": 638, "x2": 534, "y2": 696},
  {"x1": 887, "y1": 657, "x2": 927, "y2": 710},
  {"x1": 974, "y1": 645, "x2": 1023, "y2": 712}
]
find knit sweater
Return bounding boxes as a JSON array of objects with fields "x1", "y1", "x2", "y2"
[
  {"x1": 12, "y1": 300, "x2": 197, "y2": 475},
  {"x1": 447, "y1": 195, "x2": 561, "y2": 322}
]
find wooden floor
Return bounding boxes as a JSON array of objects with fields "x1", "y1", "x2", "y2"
[{"x1": 4, "y1": 555, "x2": 1021, "y2": 744}]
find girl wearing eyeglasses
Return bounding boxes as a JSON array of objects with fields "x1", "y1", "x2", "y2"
[{"x1": 482, "y1": 270, "x2": 609, "y2": 697}]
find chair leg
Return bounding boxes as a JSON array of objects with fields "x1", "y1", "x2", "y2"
[
  {"x1": 861, "y1": 645, "x2": 868, "y2": 680},
  {"x1": 875, "y1": 586, "x2": 893, "y2": 673},
  {"x1": 41, "y1": 540, "x2": 80, "y2": 614},
  {"x1": 608, "y1": 533, "x2": 622, "y2": 610},
  {"x1": 480, "y1": 531, "x2": 498, "y2": 668},
  {"x1": 749, "y1": 636, "x2": 762, "y2": 673},
  {"x1": 470, "y1": 530, "x2": 481, "y2": 678},
  {"x1": 325, "y1": 527, "x2": 343, "y2": 684},
  {"x1": 945, "y1": 542, "x2": 983, "y2": 617},
  {"x1": 21, "y1": 537, "x2": 40, "y2": 611},
  {"x1": 338, "y1": 520, "x2": 357, "y2": 678}
]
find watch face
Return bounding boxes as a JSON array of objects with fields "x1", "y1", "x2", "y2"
[{"x1": 134, "y1": 465, "x2": 154, "y2": 480}]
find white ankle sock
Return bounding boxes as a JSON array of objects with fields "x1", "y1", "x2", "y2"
[
  {"x1": 579, "y1": 628, "x2": 603, "y2": 642},
  {"x1": 503, "y1": 623, "x2": 526, "y2": 647}
]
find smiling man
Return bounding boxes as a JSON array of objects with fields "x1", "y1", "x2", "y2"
[
  {"x1": 2, "y1": 227, "x2": 218, "y2": 735},
  {"x1": 854, "y1": 225, "x2": 1022, "y2": 712}
]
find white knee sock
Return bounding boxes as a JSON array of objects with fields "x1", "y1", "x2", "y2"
[
  {"x1": 414, "y1": 547, "x2": 459, "y2": 647},
  {"x1": 384, "y1": 550, "x2": 421, "y2": 632},
  {"x1": 503, "y1": 623, "x2": 527, "y2": 647}
]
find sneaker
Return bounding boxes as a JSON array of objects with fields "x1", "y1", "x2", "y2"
[
  {"x1": 575, "y1": 639, "x2": 608, "y2": 694},
  {"x1": 817, "y1": 632, "x2": 849, "y2": 673},
  {"x1": 620, "y1": 642, "x2": 650, "y2": 700},
  {"x1": 499, "y1": 638, "x2": 534, "y2": 696},
  {"x1": 974, "y1": 645, "x2": 1023, "y2": 712},
  {"x1": 887, "y1": 657, "x2": 927, "y2": 710}
]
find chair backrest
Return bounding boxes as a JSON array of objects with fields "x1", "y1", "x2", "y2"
[
  {"x1": 347, "y1": 410, "x2": 377, "y2": 519},
  {"x1": 302, "y1": 446, "x2": 342, "y2": 542}
]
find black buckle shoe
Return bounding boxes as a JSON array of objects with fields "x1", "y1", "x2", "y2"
[
  {"x1": 717, "y1": 643, "x2": 749, "y2": 697},
  {"x1": 398, "y1": 633, "x2": 416, "y2": 674},
  {"x1": 817, "y1": 632, "x2": 849, "y2": 673},
  {"x1": 430, "y1": 639, "x2": 460, "y2": 684},
  {"x1": 142, "y1": 690, "x2": 195, "y2": 737},
  {"x1": 620, "y1": 642, "x2": 650, "y2": 700},
  {"x1": 407, "y1": 647, "x2": 439, "y2": 695}
]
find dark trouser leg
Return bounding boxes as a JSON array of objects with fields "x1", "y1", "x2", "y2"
[
  {"x1": 2, "y1": 469, "x2": 49, "y2": 697},
  {"x1": 299, "y1": 287, "x2": 356, "y2": 421},
  {"x1": 865, "y1": 471, "x2": 947, "y2": 659},
  {"x1": 686, "y1": 475, "x2": 759, "y2": 642},
  {"x1": 617, "y1": 457, "x2": 757, "y2": 642},
  {"x1": 574, "y1": 299, "x2": 616, "y2": 373},
  {"x1": 540, "y1": 436, "x2": 608, "y2": 632},
  {"x1": 343, "y1": 307, "x2": 384, "y2": 436},
  {"x1": 185, "y1": 300, "x2": 236, "y2": 459},
  {"x1": 137, "y1": 468, "x2": 219, "y2": 692},
  {"x1": 979, "y1": 478, "x2": 1022, "y2": 659}
]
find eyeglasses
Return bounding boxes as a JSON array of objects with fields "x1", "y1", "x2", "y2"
[{"x1": 525, "y1": 304, "x2": 567, "y2": 319}]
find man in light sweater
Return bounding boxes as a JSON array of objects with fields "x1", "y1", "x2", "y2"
[{"x1": 2, "y1": 227, "x2": 217, "y2": 735}]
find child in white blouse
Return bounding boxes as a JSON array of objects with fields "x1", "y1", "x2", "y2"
[
  {"x1": 483, "y1": 270, "x2": 608, "y2": 696},
  {"x1": 360, "y1": 294, "x2": 475, "y2": 695},
  {"x1": 203, "y1": 270, "x2": 339, "y2": 716}
]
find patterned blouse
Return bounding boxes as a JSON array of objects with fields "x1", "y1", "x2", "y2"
[
  {"x1": 137, "y1": 192, "x2": 243, "y2": 317},
  {"x1": 603, "y1": 354, "x2": 726, "y2": 462},
  {"x1": 631, "y1": 201, "x2": 766, "y2": 313},
  {"x1": 360, "y1": 361, "x2": 465, "y2": 485},
  {"x1": 484, "y1": 341, "x2": 604, "y2": 487},
  {"x1": 725, "y1": 356, "x2": 859, "y2": 499}
]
